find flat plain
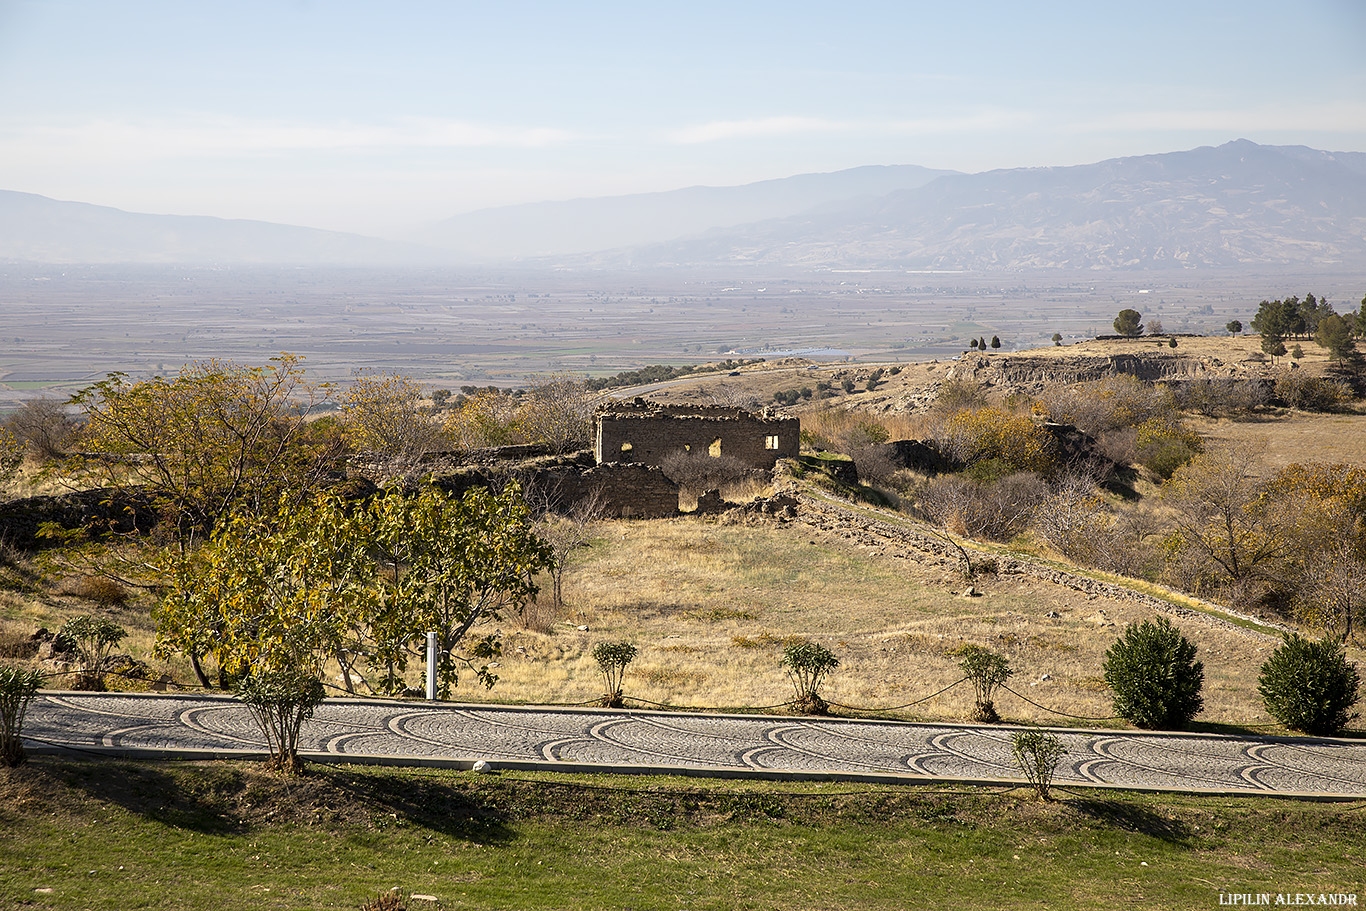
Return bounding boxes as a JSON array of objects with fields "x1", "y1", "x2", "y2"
[{"x1": 3, "y1": 264, "x2": 1357, "y2": 409}]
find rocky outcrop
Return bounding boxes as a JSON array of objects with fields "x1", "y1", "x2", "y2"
[{"x1": 944, "y1": 351, "x2": 1231, "y2": 391}]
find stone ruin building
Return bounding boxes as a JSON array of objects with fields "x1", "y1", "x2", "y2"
[{"x1": 594, "y1": 400, "x2": 800, "y2": 469}]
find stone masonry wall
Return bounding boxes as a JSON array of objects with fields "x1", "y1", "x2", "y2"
[{"x1": 595, "y1": 401, "x2": 799, "y2": 469}]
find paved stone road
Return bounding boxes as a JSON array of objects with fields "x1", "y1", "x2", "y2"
[{"x1": 25, "y1": 692, "x2": 1366, "y2": 797}]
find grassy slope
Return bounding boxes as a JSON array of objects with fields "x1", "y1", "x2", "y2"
[{"x1": 2, "y1": 758, "x2": 1363, "y2": 911}]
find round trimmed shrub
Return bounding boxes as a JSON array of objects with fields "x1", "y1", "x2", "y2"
[
  {"x1": 1102, "y1": 617, "x2": 1204, "y2": 730},
  {"x1": 1258, "y1": 634, "x2": 1360, "y2": 736}
]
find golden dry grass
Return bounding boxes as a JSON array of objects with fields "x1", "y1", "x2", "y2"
[{"x1": 471, "y1": 515, "x2": 1330, "y2": 729}]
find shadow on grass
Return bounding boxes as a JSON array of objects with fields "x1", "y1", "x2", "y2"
[
  {"x1": 38, "y1": 758, "x2": 515, "y2": 844},
  {"x1": 52, "y1": 759, "x2": 250, "y2": 835},
  {"x1": 1064, "y1": 795, "x2": 1194, "y2": 845}
]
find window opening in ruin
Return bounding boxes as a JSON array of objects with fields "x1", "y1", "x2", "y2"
[
  {"x1": 765, "y1": 435, "x2": 780, "y2": 450},
  {"x1": 708, "y1": 438, "x2": 723, "y2": 458}
]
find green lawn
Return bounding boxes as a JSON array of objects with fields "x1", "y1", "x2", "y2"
[{"x1": 2, "y1": 758, "x2": 1362, "y2": 910}]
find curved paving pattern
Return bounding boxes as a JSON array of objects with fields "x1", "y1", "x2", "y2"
[{"x1": 25, "y1": 692, "x2": 1366, "y2": 797}]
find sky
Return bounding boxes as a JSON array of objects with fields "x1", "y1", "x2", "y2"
[{"x1": 2, "y1": 0, "x2": 1365, "y2": 235}]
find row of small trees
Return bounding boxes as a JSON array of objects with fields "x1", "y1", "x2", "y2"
[{"x1": 591, "y1": 620, "x2": 1359, "y2": 736}]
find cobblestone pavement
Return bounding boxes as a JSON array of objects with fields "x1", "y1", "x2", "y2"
[{"x1": 25, "y1": 692, "x2": 1366, "y2": 797}]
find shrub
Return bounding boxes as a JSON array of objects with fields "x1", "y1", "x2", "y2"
[
  {"x1": 361, "y1": 890, "x2": 407, "y2": 911},
  {"x1": 1102, "y1": 618, "x2": 1204, "y2": 730},
  {"x1": 1273, "y1": 370, "x2": 1350, "y2": 412},
  {"x1": 918, "y1": 472, "x2": 1047, "y2": 542},
  {"x1": 1173, "y1": 378, "x2": 1267, "y2": 417},
  {"x1": 65, "y1": 574, "x2": 130, "y2": 607},
  {"x1": 1257, "y1": 634, "x2": 1360, "y2": 736},
  {"x1": 1135, "y1": 416, "x2": 1203, "y2": 479},
  {"x1": 932, "y1": 407, "x2": 1059, "y2": 475},
  {"x1": 236, "y1": 668, "x2": 326, "y2": 774},
  {"x1": 0, "y1": 666, "x2": 43, "y2": 767},
  {"x1": 58, "y1": 615, "x2": 126, "y2": 690},
  {"x1": 1012, "y1": 728, "x2": 1067, "y2": 800},
  {"x1": 591, "y1": 641, "x2": 638, "y2": 709},
  {"x1": 1037, "y1": 375, "x2": 1175, "y2": 437},
  {"x1": 781, "y1": 640, "x2": 838, "y2": 715},
  {"x1": 956, "y1": 645, "x2": 1012, "y2": 723},
  {"x1": 933, "y1": 379, "x2": 988, "y2": 414}
]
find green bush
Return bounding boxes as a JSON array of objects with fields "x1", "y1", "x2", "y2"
[
  {"x1": 956, "y1": 645, "x2": 1012, "y2": 723},
  {"x1": 1011, "y1": 728, "x2": 1067, "y2": 801},
  {"x1": 0, "y1": 666, "x2": 43, "y2": 767},
  {"x1": 1257, "y1": 634, "x2": 1360, "y2": 736},
  {"x1": 1102, "y1": 618, "x2": 1204, "y2": 730},
  {"x1": 236, "y1": 668, "x2": 326, "y2": 775},
  {"x1": 781, "y1": 640, "x2": 838, "y2": 715},
  {"x1": 58, "y1": 615, "x2": 126, "y2": 690},
  {"x1": 591, "y1": 641, "x2": 638, "y2": 709}
]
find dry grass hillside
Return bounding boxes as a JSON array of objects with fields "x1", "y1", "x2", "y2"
[{"x1": 3, "y1": 333, "x2": 1364, "y2": 737}]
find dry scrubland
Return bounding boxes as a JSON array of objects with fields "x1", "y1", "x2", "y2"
[
  {"x1": 2, "y1": 331, "x2": 1365, "y2": 734},
  {"x1": 0, "y1": 505, "x2": 1331, "y2": 731},
  {"x1": 476, "y1": 517, "x2": 1325, "y2": 729}
]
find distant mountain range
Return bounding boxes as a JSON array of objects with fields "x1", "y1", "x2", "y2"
[
  {"x1": 0, "y1": 190, "x2": 435, "y2": 265},
  {"x1": 405, "y1": 164, "x2": 956, "y2": 260},
  {"x1": 4, "y1": 140, "x2": 1364, "y2": 271}
]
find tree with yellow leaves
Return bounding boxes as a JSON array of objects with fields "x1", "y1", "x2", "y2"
[
  {"x1": 71, "y1": 354, "x2": 342, "y2": 545},
  {"x1": 341, "y1": 373, "x2": 448, "y2": 463}
]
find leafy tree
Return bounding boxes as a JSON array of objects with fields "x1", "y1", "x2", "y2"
[
  {"x1": 1314, "y1": 313, "x2": 1357, "y2": 363},
  {"x1": 956, "y1": 645, "x2": 1011, "y2": 723},
  {"x1": 1226, "y1": 320, "x2": 1243, "y2": 336},
  {"x1": 1147, "y1": 318, "x2": 1165, "y2": 336},
  {"x1": 1252, "y1": 297, "x2": 1305, "y2": 340},
  {"x1": 369, "y1": 483, "x2": 553, "y2": 699},
  {"x1": 591, "y1": 641, "x2": 638, "y2": 708},
  {"x1": 969, "y1": 338, "x2": 979, "y2": 350},
  {"x1": 71, "y1": 355, "x2": 342, "y2": 546},
  {"x1": 155, "y1": 490, "x2": 374, "y2": 690},
  {"x1": 978, "y1": 337, "x2": 988, "y2": 351},
  {"x1": 0, "y1": 667, "x2": 42, "y2": 767},
  {"x1": 932, "y1": 407, "x2": 1059, "y2": 475},
  {"x1": 1051, "y1": 332, "x2": 1063, "y2": 346},
  {"x1": 781, "y1": 640, "x2": 838, "y2": 715},
  {"x1": 1103, "y1": 617, "x2": 1204, "y2": 730},
  {"x1": 1164, "y1": 447, "x2": 1288, "y2": 586},
  {"x1": 1261, "y1": 331, "x2": 1287, "y2": 362},
  {"x1": 0, "y1": 426, "x2": 22, "y2": 492},
  {"x1": 521, "y1": 373, "x2": 598, "y2": 452},
  {"x1": 990, "y1": 336, "x2": 1001, "y2": 350},
  {"x1": 342, "y1": 373, "x2": 447, "y2": 465},
  {"x1": 1113, "y1": 309, "x2": 1143, "y2": 337},
  {"x1": 1258, "y1": 634, "x2": 1360, "y2": 736},
  {"x1": 445, "y1": 389, "x2": 526, "y2": 449}
]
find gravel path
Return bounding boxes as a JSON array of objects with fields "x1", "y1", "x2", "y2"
[{"x1": 25, "y1": 692, "x2": 1366, "y2": 798}]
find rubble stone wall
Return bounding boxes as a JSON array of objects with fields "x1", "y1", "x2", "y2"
[{"x1": 595, "y1": 401, "x2": 799, "y2": 469}]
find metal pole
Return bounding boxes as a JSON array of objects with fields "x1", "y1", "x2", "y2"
[{"x1": 426, "y1": 632, "x2": 438, "y2": 701}]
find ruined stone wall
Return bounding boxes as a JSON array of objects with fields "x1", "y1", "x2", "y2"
[
  {"x1": 595, "y1": 401, "x2": 799, "y2": 469},
  {"x1": 428, "y1": 459, "x2": 680, "y2": 519},
  {"x1": 946, "y1": 352, "x2": 1217, "y2": 389}
]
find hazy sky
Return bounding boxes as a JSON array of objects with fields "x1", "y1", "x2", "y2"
[{"x1": 2, "y1": 0, "x2": 1364, "y2": 234}]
